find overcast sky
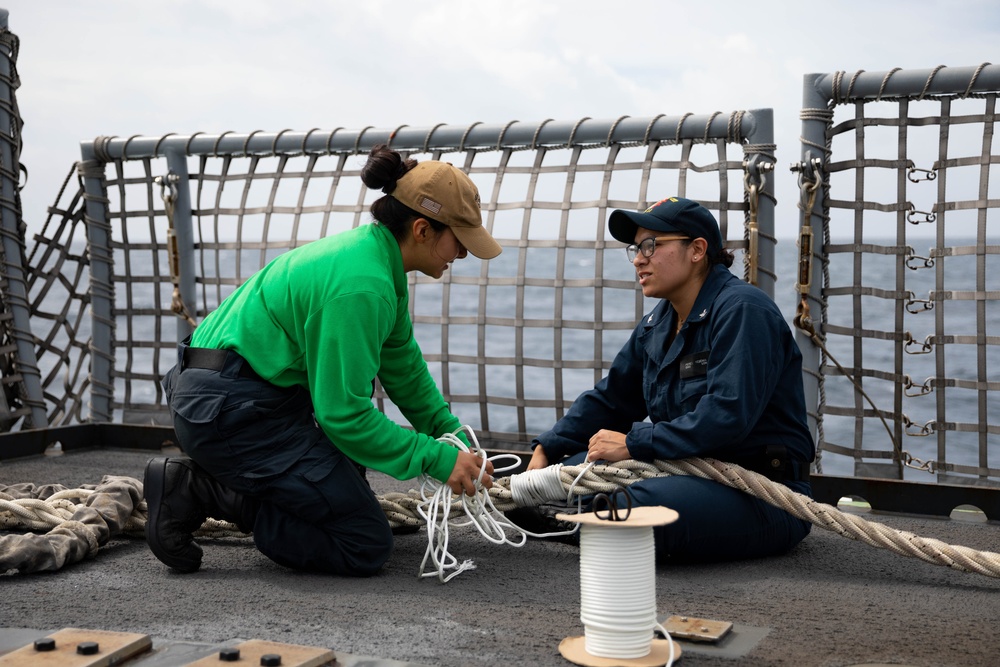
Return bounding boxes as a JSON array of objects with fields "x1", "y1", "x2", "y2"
[{"x1": 3, "y1": 0, "x2": 997, "y2": 239}]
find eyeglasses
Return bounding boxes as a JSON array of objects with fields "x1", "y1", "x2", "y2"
[{"x1": 625, "y1": 236, "x2": 691, "y2": 262}]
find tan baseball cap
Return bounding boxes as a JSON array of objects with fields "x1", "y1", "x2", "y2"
[{"x1": 390, "y1": 161, "x2": 502, "y2": 259}]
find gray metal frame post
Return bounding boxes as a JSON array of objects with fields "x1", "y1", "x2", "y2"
[
  {"x1": 0, "y1": 10, "x2": 46, "y2": 428},
  {"x1": 797, "y1": 74, "x2": 829, "y2": 443},
  {"x1": 76, "y1": 148, "x2": 114, "y2": 423},
  {"x1": 163, "y1": 148, "x2": 197, "y2": 342}
]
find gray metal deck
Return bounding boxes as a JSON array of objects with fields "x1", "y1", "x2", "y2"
[{"x1": 2, "y1": 448, "x2": 999, "y2": 667}]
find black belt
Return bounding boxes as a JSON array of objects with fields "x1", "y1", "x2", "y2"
[{"x1": 182, "y1": 346, "x2": 262, "y2": 381}]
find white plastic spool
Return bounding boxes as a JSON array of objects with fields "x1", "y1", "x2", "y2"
[{"x1": 556, "y1": 505, "x2": 682, "y2": 667}]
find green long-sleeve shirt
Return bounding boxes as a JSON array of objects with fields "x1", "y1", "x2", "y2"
[{"x1": 190, "y1": 222, "x2": 462, "y2": 482}]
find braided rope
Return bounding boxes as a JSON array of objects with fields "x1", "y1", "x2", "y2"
[
  {"x1": 0, "y1": 489, "x2": 97, "y2": 530},
  {"x1": 380, "y1": 457, "x2": 1000, "y2": 579},
  {"x1": 5, "y1": 456, "x2": 998, "y2": 578},
  {"x1": 0, "y1": 489, "x2": 245, "y2": 539}
]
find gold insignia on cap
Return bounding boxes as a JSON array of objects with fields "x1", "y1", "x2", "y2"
[{"x1": 645, "y1": 197, "x2": 674, "y2": 213}]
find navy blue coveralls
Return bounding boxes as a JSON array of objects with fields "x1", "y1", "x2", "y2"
[
  {"x1": 162, "y1": 340, "x2": 393, "y2": 576},
  {"x1": 534, "y1": 264, "x2": 815, "y2": 563}
]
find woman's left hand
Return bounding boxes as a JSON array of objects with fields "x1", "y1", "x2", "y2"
[
  {"x1": 586, "y1": 429, "x2": 630, "y2": 463},
  {"x1": 526, "y1": 445, "x2": 550, "y2": 471},
  {"x1": 448, "y1": 451, "x2": 494, "y2": 496}
]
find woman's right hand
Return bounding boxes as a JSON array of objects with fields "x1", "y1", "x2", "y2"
[{"x1": 526, "y1": 445, "x2": 549, "y2": 471}]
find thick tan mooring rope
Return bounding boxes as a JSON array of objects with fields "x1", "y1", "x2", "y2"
[
  {"x1": 0, "y1": 477, "x2": 246, "y2": 574},
  {"x1": 0, "y1": 488, "x2": 244, "y2": 538},
  {"x1": 380, "y1": 457, "x2": 1000, "y2": 579},
  {"x1": 3, "y1": 459, "x2": 999, "y2": 578}
]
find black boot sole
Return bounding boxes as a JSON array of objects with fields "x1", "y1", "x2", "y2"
[{"x1": 144, "y1": 457, "x2": 203, "y2": 573}]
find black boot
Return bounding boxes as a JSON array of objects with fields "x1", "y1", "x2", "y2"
[
  {"x1": 505, "y1": 503, "x2": 581, "y2": 546},
  {"x1": 143, "y1": 456, "x2": 258, "y2": 573}
]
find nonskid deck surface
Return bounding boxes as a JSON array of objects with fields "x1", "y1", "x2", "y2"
[
  {"x1": 2, "y1": 449, "x2": 999, "y2": 667},
  {"x1": 0, "y1": 629, "x2": 415, "y2": 667}
]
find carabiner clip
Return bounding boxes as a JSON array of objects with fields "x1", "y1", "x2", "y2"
[{"x1": 592, "y1": 489, "x2": 632, "y2": 522}]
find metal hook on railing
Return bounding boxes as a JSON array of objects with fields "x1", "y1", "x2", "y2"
[
  {"x1": 905, "y1": 248, "x2": 935, "y2": 270},
  {"x1": 905, "y1": 296, "x2": 934, "y2": 314},
  {"x1": 903, "y1": 414, "x2": 937, "y2": 438},
  {"x1": 153, "y1": 171, "x2": 197, "y2": 328},
  {"x1": 902, "y1": 453, "x2": 937, "y2": 474},
  {"x1": 743, "y1": 154, "x2": 773, "y2": 193},
  {"x1": 153, "y1": 172, "x2": 181, "y2": 282},
  {"x1": 791, "y1": 156, "x2": 823, "y2": 214},
  {"x1": 154, "y1": 172, "x2": 179, "y2": 209},
  {"x1": 742, "y1": 156, "x2": 772, "y2": 287},
  {"x1": 791, "y1": 156, "x2": 823, "y2": 329},
  {"x1": 743, "y1": 154, "x2": 774, "y2": 285},
  {"x1": 907, "y1": 209, "x2": 937, "y2": 225},
  {"x1": 900, "y1": 414, "x2": 937, "y2": 446},
  {"x1": 746, "y1": 181, "x2": 760, "y2": 285},
  {"x1": 903, "y1": 375, "x2": 934, "y2": 397},
  {"x1": 907, "y1": 166, "x2": 938, "y2": 183},
  {"x1": 904, "y1": 332, "x2": 934, "y2": 355}
]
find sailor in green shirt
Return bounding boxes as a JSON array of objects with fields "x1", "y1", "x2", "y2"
[{"x1": 144, "y1": 145, "x2": 501, "y2": 576}]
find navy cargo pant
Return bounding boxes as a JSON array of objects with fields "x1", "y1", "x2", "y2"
[
  {"x1": 162, "y1": 342, "x2": 393, "y2": 576},
  {"x1": 563, "y1": 451, "x2": 812, "y2": 563}
]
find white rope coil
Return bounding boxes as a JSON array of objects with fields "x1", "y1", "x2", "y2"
[
  {"x1": 415, "y1": 426, "x2": 533, "y2": 582},
  {"x1": 509, "y1": 465, "x2": 569, "y2": 507},
  {"x1": 579, "y1": 524, "x2": 660, "y2": 659}
]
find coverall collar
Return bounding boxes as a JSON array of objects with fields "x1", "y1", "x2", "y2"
[{"x1": 640, "y1": 264, "x2": 735, "y2": 365}]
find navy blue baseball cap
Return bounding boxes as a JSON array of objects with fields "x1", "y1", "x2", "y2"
[{"x1": 608, "y1": 197, "x2": 723, "y2": 256}]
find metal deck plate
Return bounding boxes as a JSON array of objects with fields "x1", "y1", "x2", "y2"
[
  {"x1": 0, "y1": 630, "x2": 433, "y2": 667},
  {"x1": 657, "y1": 618, "x2": 771, "y2": 660},
  {"x1": 661, "y1": 615, "x2": 733, "y2": 642},
  {"x1": 186, "y1": 639, "x2": 336, "y2": 667},
  {"x1": 0, "y1": 628, "x2": 151, "y2": 667}
]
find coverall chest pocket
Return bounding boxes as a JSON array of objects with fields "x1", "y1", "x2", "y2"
[
  {"x1": 677, "y1": 350, "x2": 710, "y2": 411},
  {"x1": 678, "y1": 376, "x2": 708, "y2": 411}
]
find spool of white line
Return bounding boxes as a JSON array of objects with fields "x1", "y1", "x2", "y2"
[{"x1": 556, "y1": 505, "x2": 682, "y2": 667}]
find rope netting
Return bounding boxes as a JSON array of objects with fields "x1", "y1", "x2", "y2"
[
  {"x1": 0, "y1": 23, "x2": 47, "y2": 431},
  {"x1": 797, "y1": 65, "x2": 1000, "y2": 484},
  {"x1": 12, "y1": 114, "x2": 769, "y2": 448}
]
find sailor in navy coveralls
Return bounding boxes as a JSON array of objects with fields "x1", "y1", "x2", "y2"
[{"x1": 528, "y1": 197, "x2": 814, "y2": 562}]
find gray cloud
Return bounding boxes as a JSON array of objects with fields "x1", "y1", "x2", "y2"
[{"x1": 4, "y1": 0, "x2": 996, "y2": 237}]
